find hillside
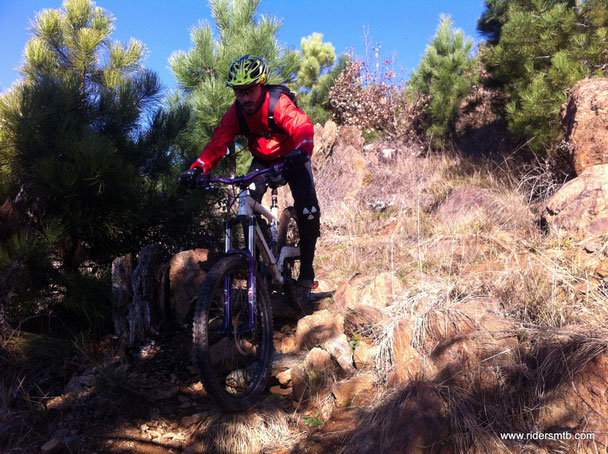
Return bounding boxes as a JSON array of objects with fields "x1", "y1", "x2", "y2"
[{"x1": 3, "y1": 119, "x2": 608, "y2": 454}]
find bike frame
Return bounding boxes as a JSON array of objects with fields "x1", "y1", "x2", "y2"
[{"x1": 199, "y1": 165, "x2": 299, "y2": 334}]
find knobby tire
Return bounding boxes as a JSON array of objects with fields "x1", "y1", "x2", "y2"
[{"x1": 192, "y1": 254, "x2": 273, "y2": 412}]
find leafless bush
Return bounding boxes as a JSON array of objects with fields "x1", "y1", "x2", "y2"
[{"x1": 328, "y1": 59, "x2": 429, "y2": 143}]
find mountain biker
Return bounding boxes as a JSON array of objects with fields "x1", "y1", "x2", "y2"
[{"x1": 179, "y1": 55, "x2": 320, "y2": 289}]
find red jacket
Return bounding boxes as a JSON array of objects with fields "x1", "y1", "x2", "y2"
[{"x1": 191, "y1": 89, "x2": 314, "y2": 172}]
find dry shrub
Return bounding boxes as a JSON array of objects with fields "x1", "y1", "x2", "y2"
[
  {"x1": 191, "y1": 403, "x2": 294, "y2": 454},
  {"x1": 329, "y1": 60, "x2": 392, "y2": 131},
  {"x1": 328, "y1": 60, "x2": 429, "y2": 142}
]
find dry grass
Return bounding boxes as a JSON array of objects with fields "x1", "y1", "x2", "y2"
[
  {"x1": 309, "y1": 134, "x2": 608, "y2": 452},
  {"x1": 338, "y1": 325, "x2": 608, "y2": 454},
  {"x1": 190, "y1": 403, "x2": 296, "y2": 454}
]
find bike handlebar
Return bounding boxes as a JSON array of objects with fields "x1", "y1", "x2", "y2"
[{"x1": 200, "y1": 162, "x2": 285, "y2": 187}]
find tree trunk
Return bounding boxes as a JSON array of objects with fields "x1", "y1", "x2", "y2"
[
  {"x1": 111, "y1": 254, "x2": 134, "y2": 343},
  {"x1": 128, "y1": 244, "x2": 165, "y2": 346}
]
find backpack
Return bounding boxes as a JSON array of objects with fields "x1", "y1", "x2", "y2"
[{"x1": 235, "y1": 84, "x2": 298, "y2": 139}]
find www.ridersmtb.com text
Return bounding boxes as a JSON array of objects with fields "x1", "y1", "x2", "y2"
[{"x1": 500, "y1": 432, "x2": 595, "y2": 441}]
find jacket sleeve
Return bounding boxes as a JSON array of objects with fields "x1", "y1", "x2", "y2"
[
  {"x1": 274, "y1": 95, "x2": 314, "y2": 157},
  {"x1": 190, "y1": 104, "x2": 240, "y2": 171}
]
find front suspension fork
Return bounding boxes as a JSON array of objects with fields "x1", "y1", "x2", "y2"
[{"x1": 220, "y1": 216, "x2": 257, "y2": 336}]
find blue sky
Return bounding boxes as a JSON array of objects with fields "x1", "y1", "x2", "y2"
[{"x1": 0, "y1": 0, "x2": 486, "y2": 93}]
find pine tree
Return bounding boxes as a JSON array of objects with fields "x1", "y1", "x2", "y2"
[
  {"x1": 479, "y1": 0, "x2": 608, "y2": 153},
  {"x1": 0, "y1": 0, "x2": 194, "y2": 326},
  {"x1": 297, "y1": 33, "x2": 336, "y2": 90},
  {"x1": 169, "y1": 0, "x2": 300, "y2": 174},
  {"x1": 295, "y1": 33, "x2": 348, "y2": 125},
  {"x1": 408, "y1": 15, "x2": 477, "y2": 144}
]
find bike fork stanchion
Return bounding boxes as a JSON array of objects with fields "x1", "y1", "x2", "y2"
[
  {"x1": 247, "y1": 217, "x2": 256, "y2": 333},
  {"x1": 220, "y1": 275, "x2": 232, "y2": 335}
]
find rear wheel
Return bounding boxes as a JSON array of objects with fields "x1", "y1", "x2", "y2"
[
  {"x1": 192, "y1": 254, "x2": 273, "y2": 412},
  {"x1": 277, "y1": 207, "x2": 303, "y2": 309}
]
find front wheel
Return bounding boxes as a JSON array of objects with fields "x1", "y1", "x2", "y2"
[{"x1": 192, "y1": 254, "x2": 274, "y2": 412}]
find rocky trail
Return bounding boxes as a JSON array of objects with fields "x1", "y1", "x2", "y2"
[
  {"x1": 18, "y1": 291, "x2": 345, "y2": 454},
  {"x1": 5, "y1": 79, "x2": 608, "y2": 453}
]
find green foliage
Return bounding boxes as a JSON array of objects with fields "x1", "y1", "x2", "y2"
[
  {"x1": 303, "y1": 410, "x2": 324, "y2": 427},
  {"x1": 0, "y1": 228, "x2": 57, "y2": 321},
  {"x1": 297, "y1": 33, "x2": 336, "y2": 90},
  {"x1": 408, "y1": 15, "x2": 478, "y2": 145},
  {"x1": 300, "y1": 50, "x2": 349, "y2": 126},
  {"x1": 0, "y1": 0, "x2": 210, "y2": 333},
  {"x1": 169, "y1": 0, "x2": 300, "y2": 172},
  {"x1": 479, "y1": 0, "x2": 608, "y2": 153}
]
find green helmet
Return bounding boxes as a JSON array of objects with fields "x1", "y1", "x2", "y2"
[{"x1": 226, "y1": 55, "x2": 268, "y2": 87}]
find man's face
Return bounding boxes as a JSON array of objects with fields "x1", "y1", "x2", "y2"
[{"x1": 233, "y1": 84, "x2": 264, "y2": 115}]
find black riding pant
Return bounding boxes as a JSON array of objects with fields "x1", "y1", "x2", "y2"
[{"x1": 247, "y1": 157, "x2": 320, "y2": 265}]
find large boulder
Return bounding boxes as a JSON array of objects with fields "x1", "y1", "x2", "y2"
[
  {"x1": 169, "y1": 249, "x2": 214, "y2": 322},
  {"x1": 561, "y1": 78, "x2": 608, "y2": 175},
  {"x1": 334, "y1": 272, "x2": 404, "y2": 310},
  {"x1": 315, "y1": 125, "x2": 370, "y2": 207},
  {"x1": 294, "y1": 309, "x2": 345, "y2": 351},
  {"x1": 312, "y1": 119, "x2": 338, "y2": 172},
  {"x1": 543, "y1": 164, "x2": 608, "y2": 239}
]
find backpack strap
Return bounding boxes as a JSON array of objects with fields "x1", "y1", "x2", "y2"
[{"x1": 267, "y1": 89, "x2": 283, "y2": 134}]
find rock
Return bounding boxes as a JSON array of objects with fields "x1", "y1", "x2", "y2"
[
  {"x1": 305, "y1": 347, "x2": 334, "y2": 372},
  {"x1": 276, "y1": 369, "x2": 292, "y2": 386},
  {"x1": 334, "y1": 272, "x2": 403, "y2": 311},
  {"x1": 295, "y1": 310, "x2": 344, "y2": 350},
  {"x1": 584, "y1": 242, "x2": 602, "y2": 253},
  {"x1": 335, "y1": 125, "x2": 364, "y2": 151},
  {"x1": 543, "y1": 164, "x2": 608, "y2": 239},
  {"x1": 315, "y1": 129, "x2": 370, "y2": 208},
  {"x1": 345, "y1": 304, "x2": 388, "y2": 328},
  {"x1": 437, "y1": 186, "x2": 495, "y2": 220},
  {"x1": 41, "y1": 437, "x2": 64, "y2": 454},
  {"x1": 561, "y1": 78, "x2": 608, "y2": 175},
  {"x1": 333, "y1": 274, "x2": 368, "y2": 310},
  {"x1": 312, "y1": 119, "x2": 338, "y2": 171},
  {"x1": 181, "y1": 413, "x2": 204, "y2": 426},
  {"x1": 597, "y1": 258, "x2": 608, "y2": 278},
  {"x1": 360, "y1": 272, "x2": 404, "y2": 307},
  {"x1": 537, "y1": 348, "x2": 608, "y2": 450},
  {"x1": 389, "y1": 318, "x2": 435, "y2": 386},
  {"x1": 270, "y1": 385, "x2": 292, "y2": 396},
  {"x1": 278, "y1": 335, "x2": 296, "y2": 354},
  {"x1": 169, "y1": 249, "x2": 213, "y2": 322},
  {"x1": 323, "y1": 335, "x2": 355, "y2": 373},
  {"x1": 353, "y1": 341, "x2": 375, "y2": 370},
  {"x1": 291, "y1": 348, "x2": 337, "y2": 402},
  {"x1": 332, "y1": 374, "x2": 375, "y2": 406},
  {"x1": 381, "y1": 148, "x2": 396, "y2": 162},
  {"x1": 271, "y1": 352, "x2": 302, "y2": 374}
]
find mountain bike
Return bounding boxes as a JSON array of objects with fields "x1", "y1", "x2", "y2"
[{"x1": 188, "y1": 161, "x2": 310, "y2": 411}]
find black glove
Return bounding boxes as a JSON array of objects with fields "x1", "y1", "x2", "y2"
[
  {"x1": 179, "y1": 167, "x2": 203, "y2": 189},
  {"x1": 283, "y1": 149, "x2": 309, "y2": 172}
]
